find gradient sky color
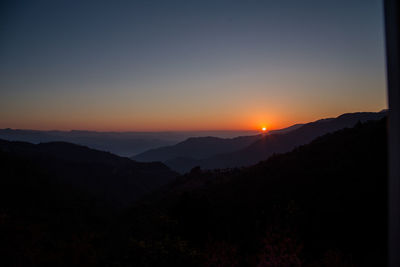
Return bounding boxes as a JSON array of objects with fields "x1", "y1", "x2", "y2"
[{"x1": 0, "y1": 0, "x2": 387, "y2": 131}]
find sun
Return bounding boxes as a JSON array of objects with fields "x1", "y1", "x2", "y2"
[{"x1": 262, "y1": 127, "x2": 267, "y2": 132}]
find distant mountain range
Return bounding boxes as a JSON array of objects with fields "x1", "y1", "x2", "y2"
[
  {"x1": 132, "y1": 135, "x2": 263, "y2": 162},
  {"x1": 132, "y1": 123, "x2": 306, "y2": 164},
  {"x1": 0, "y1": 129, "x2": 259, "y2": 157},
  {"x1": 133, "y1": 111, "x2": 387, "y2": 173},
  {"x1": 0, "y1": 139, "x2": 177, "y2": 208}
]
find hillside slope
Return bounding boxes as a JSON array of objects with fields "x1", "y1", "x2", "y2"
[
  {"x1": 124, "y1": 117, "x2": 387, "y2": 266},
  {"x1": 0, "y1": 140, "x2": 178, "y2": 207},
  {"x1": 0, "y1": 118, "x2": 387, "y2": 266},
  {"x1": 132, "y1": 135, "x2": 263, "y2": 162},
  {"x1": 134, "y1": 112, "x2": 386, "y2": 173},
  {"x1": 196, "y1": 111, "x2": 387, "y2": 170}
]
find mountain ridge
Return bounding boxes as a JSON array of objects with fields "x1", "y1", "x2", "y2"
[
  {"x1": 134, "y1": 111, "x2": 387, "y2": 173},
  {"x1": 0, "y1": 139, "x2": 178, "y2": 208},
  {"x1": 197, "y1": 111, "x2": 387, "y2": 170},
  {"x1": 122, "y1": 117, "x2": 387, "y2": 266}
]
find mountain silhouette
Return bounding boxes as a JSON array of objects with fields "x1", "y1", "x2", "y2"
[
  {"x1": 0, "y1": 129, "x2": 264, "y2": 157},
  {"x1": 0, "y1": 117, "x2": 387, "y2": 266},
  {"x1": 0, "y1": 139, "x2": 177, "y2": 208},
  {"x1": 140, "y1": 111, "x2": 386, "y2": 173},
  {"x1": 131, "y1": 123, "x2": 308, "y2": 165},
  {"x1": 132, "y1": 135, "x2": 263, "y2": 162},
  {"x1": 124, "y1": 117, "x2": 387, "y2": 266},
  {"x1": 0, "y1": 129, "x2": 180, "y2": 156}
]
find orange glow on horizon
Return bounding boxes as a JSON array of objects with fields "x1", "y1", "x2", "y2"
[
  {"x1": 4, "y1": 109, "x2": 385, "y2": 132},
  {"x1": 0, "y1": 114, "x2": 290, "y2": 132}
]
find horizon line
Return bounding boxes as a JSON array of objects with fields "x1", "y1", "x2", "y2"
[{"x1": 0, "y1": 109, "x2": 387, "y2": 133}]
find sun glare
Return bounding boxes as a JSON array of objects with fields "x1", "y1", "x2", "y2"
[{"x1": 262, "y1": 127, "x2": 267, "y2": 132}]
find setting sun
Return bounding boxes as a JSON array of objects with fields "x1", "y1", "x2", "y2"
[{"x1": 262, "y1": 127, "x2": 267, "y2": 132}]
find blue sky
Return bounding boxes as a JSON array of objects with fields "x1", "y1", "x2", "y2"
[{"x1": 0, "y1": 0, "x2": 387, "y2": 131}]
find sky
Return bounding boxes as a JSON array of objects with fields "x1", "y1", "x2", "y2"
[{"x1": 0, "y1": 0, "x2": 387, "y2": 131}]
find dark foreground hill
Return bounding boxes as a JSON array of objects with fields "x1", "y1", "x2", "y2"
[
  {"x1": 0, "y1": 118, "x2": 387, "y2": 266},
  {"x1": 0, "y1": 140, "x2": 177, "y2": 208},
  {"x1": 158, "y1": 111, "x2": 386, "y2": 173},
  {"x1": 123, "y1": 117, "x2": 387, "y2": 266}
]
